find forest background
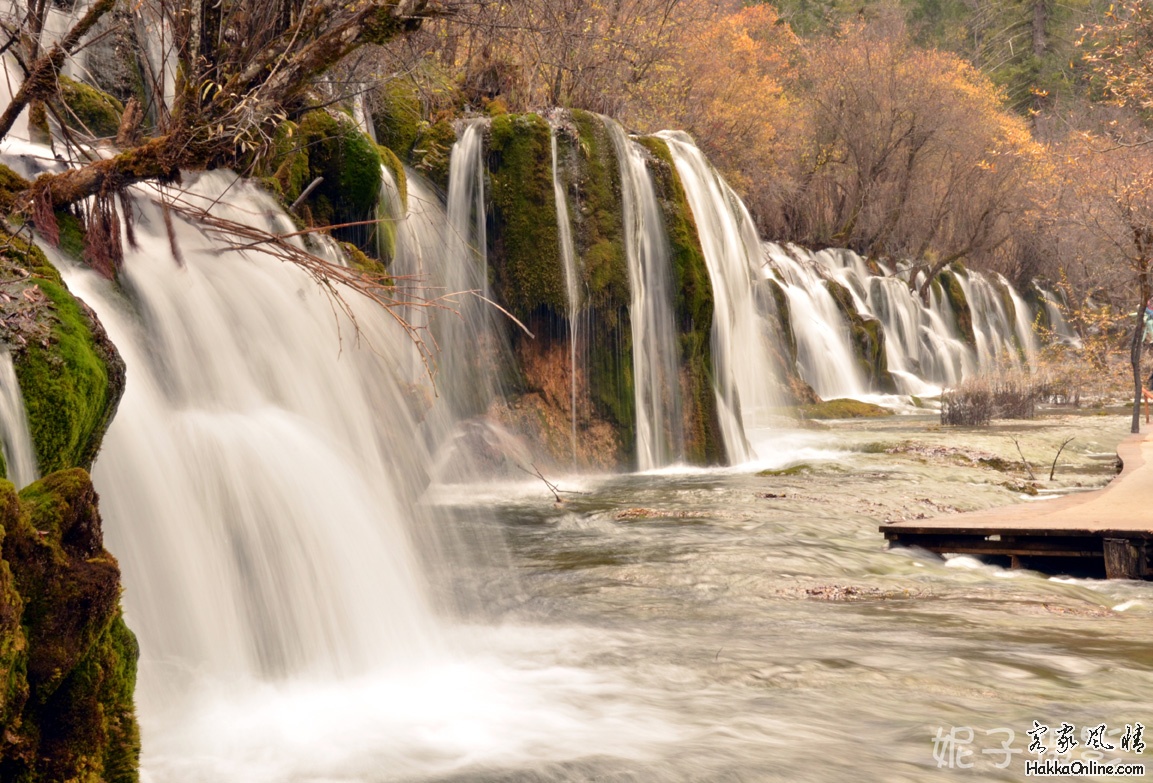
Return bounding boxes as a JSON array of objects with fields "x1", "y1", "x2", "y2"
[
  {"x1": 363, "y1": 0, "x2": 1153, "y2": 325},
  {"x1": 9, "y1": 0, "x2": 1153, "y2": 370}
]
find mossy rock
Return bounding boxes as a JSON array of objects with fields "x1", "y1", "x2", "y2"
[
  {"x1": 371, "y1": 78, "x2": 422, "y2": 157},
  {"x1": 297, "y1": 110, "x2": 383, "y2": 227},
  {"x1": 4, "y1": 235, "x2": 125, "y2": 475},
  {"x1": 1022, "y1": 283, "x2": 1056, "y2": 337},
  {"x1": 0, "y1": 480, "x2": 26, "y2": 735},
  {"x1": 636, "y1": 135, "x2": 723, "y2": 465},
  {"x1": 570, "y1": 111, "x2": 628, "y2": 310},
  {"x1": 411, "y1": 119, "x2": 456, "y2": 194},
  {"x1": 341, "y1": 241, "x2": 388, "y2": 278},
  {"x1": 486, "y1": 113, "x2": 564, "y2": 321},
  {"x1": 57, "y1": 75, "x2": 124, "y2": 139},
  {"x1": 261, "y1": 121, "x2": 311, "y2": 205},
  {"x1": 375, "y1": 145, "x2": 407, "y2": 264},
  {"x1": 569, "y1": 110, "x2": 635, "y2": 464},
  {"x1": 0, "y1": 164, "x2": 30, "y2": 215},
  {"x1": 800, "y1": 398, "x2": 893, "y2": 419},
  {"x1": 0, "y1": 472, "x2": 139, "y2": 782},
  {"x1": 54, "y1": 211, "x2": 85, "y2": 261},
  {"x1": 377, "y1": 144, "x2": 407, "y2": 212},
  {"x1": 824, "y1": 279, "x2": 897, "y2": 394},
  {"x1": 758, "y1": 463, "x2": 812, "y2": 476},
  {"x1": 938, "y1": 268, "x2": 975, "y2": 346}
]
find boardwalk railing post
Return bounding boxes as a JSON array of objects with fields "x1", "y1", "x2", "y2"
[{"x1": 1103, "y1": 538, "x2": 1142, "y2": 579}]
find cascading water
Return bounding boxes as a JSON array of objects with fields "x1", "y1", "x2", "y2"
[
  {"x1": 0, "y1": 349, "x2": 37, "y2": 488},
  {"x1": 659, "y1": 132, "x2": 781, "y2": 462},
  {"x1": 23, "y1": 168, "x2": 669, "y2": 781},
  {"x1": 435, "y1": 121, "x2": 507, "y2": 419},
  {"x1": 606, "y1": 119, "x2": 685, "y2": 470},
  {"x1": 763, "y1": 246, "x2": 868, "y2": 399},
  {"x1": 954, "y1": 271, "x2": 1024, "y2": 368},
  {"x1": 551, "y1": 123, "x2": 582, "y2": 465},
  {"x1": 762, "y1": 243, "x2": 1048, "y2": 397},
  {"x1": 57, "y1": 174, "x2": 443, "y2": 685}
]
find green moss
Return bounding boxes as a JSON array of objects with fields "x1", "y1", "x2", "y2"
[
  {"x1": 411, "y1": 120, "x2": 456, "y2": 193},
  {"x1": 571, "y1": 111, "x2": 628, "y2": 309},
  {"x1": 570, "y1": 110, "x2": 634, "y2": 463},
  {"x1": 371, "y1": 78, "x2": 422, "y2": 157},
  {"x1": 298, "y1": 110, "x2": 383, "y2": 226},
  {"x1": 938, "y1": 268, "x2": 975, "y2": 346},
  {"x1": 54, "y1": 211, "x2": 85, "y2": 261},
  {"x1": 0, "y1": 480, "x2": 27, "y2": 734},
  {"x1": 374, "y1": 145, "x2": 407, "y2": 263},
  {"x1": 265, "y1": 121, "x2": 311, "y2": 205},
  {"x1": 57, "y1": 75, "x2": 123, "y2": 138},
  {"x1": 10, "y1": 247, "x2": 124, "y2": 474},
  {"x1": 377, "y1": 144, "x2": 407, "y2": 212},
  {"x1": 340, "y1": 241, "x2": 388, "y2": 278},
  {"x1": 0, "y1": 470, "x2": 139, "y2": 783},
  {"x1": 800, "y1": 398, "x2": 894, "y2": 419},
  {"x1": 823, "y1": 279, "x2": 897, "y2": 393},
  {"x1": 28, "y1": 101, "x2": 50, "y2": 145},
  {"x1": 0, "y1": 164, "x2": 29, "y2": 215},
  {"x1": 487, "y1": 113, "x2": 564, "y2": 321}
]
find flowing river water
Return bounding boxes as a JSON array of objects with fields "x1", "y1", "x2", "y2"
[{"x1": 375, "y1": 412, "x2": 1150, "y2": 783}]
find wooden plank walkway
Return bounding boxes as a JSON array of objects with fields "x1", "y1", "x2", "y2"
[{"x1": 879, "y1": 430, "x2": 1153, "y2": 579}]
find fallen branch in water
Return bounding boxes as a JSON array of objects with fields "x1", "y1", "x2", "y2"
[
  {"x1": 518, "y1": 463, "x2": 588, "y2": 504},
  {"x1": 1011, "y1": 437, "x2": 1037, "y2": 481}
]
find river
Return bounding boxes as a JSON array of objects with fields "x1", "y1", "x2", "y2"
[{"x1": 275, "y1": 411, "x2": 1152, "y2": 783}]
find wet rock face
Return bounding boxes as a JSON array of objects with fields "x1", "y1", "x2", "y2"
[
  {"x1": 0, "y1": 471, "x2": 140, "y2": 783},
  {"x1": 824, "y1": 279, "x2": 898, "y2": 394},
  {"x1": 0, "y1": 228, "x2": 138, "y2": 781},
  {"x1": 2, "y1": 230, "x2": 126, "y2": 476}
]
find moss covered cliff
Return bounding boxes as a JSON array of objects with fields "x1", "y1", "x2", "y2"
[
  {"x1": 570, "y1": 111, "x2": 635, "y2": 466},
  {"x1": 0, "y1": 472, "x2": 139, "y2": 783},
  {"x1": 0, "y1": 181, "x2": 138, "y2": 780},
  {"x1": 1, "y1": 226, "x2": 124, "y2": 476},
  {"x1": 824, "y1": 279, "x2": 898, "y2": 394}
]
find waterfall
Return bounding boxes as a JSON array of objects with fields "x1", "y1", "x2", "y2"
[
  {"x1": 550, "y1": 124, "x2": 581, "y2": 465},
  {"x1": 1036, "y1": 285, "x2": 1081, "y2": 347},
  {"x1": 762, "y1": 243, "x2": 1047, "y2": 397},
  {"x1": 1003, "y1": 275, "x2": 1040, "y2": 366},
  {"x1": 433, "y1": 121, "x2": 508, "y2": 420},
  {"x1": 606, "y1": 120, "x2": 684, "y2": 470},
  {"x1": 763, "y1": 246, "x2": 868, "y2": 399},
  {"x1": 659, "y1": 132, "x2": 781, "y2": 462},
  {"x1": 55, "y1": 173, "x2": 444, "y2": 693},
  {"x1": 0, "y1": 350, "x2": 38, "y2": 488}
]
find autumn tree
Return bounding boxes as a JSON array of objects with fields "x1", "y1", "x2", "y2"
[
  {"x1": 625, "y1": 2, "x2": 798, "y2": 200},
  {"x1": 1079, "y1": 0, "x2": 1153, "y2": 115},
  {"x1": 4, "y1": 0, "x2": 431, "y2": 259},
  {"x1": 759, "y1": 18, "x2": 1046, "y2": 298},
  {"x1": 415, "y1": 0, "x2": 702, "y2": 115}
]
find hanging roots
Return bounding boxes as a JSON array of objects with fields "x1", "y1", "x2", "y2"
[
  {"x1": 118, "y1": 191, "x2": 138, "y2": 251},
  {"x1": 84, "y1": 191, "x2": 123, "y2": 279},
  {"x1": 31, "y1": 183, "x2": 59, "y2": 247}
]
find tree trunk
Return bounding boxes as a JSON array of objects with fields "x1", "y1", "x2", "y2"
[{"x1": 1131, "y1": 270, "x2": 1150, "y2": 434}]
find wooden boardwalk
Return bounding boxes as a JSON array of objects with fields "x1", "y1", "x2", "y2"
[{"x1": 879, "y1": 431, "x2": 1153, "y2": 579}]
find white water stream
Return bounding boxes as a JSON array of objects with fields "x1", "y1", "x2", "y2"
[
  {"x1": 551, "y1": 124, "x2": 582, "y2": 465},
  {"x1": 659, "y1": 132, "x2": 783, "y2": 462},
  {"x1": 607, "y1": 119, "x2": 684, "y2": 470},
  {"x1": 0, "y1": 349, "x2": 38, "y2": 488}
]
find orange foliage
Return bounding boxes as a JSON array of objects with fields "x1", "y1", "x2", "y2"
[{"x1": 626, "y1": 3, "x2": 798, "y2": 195}]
